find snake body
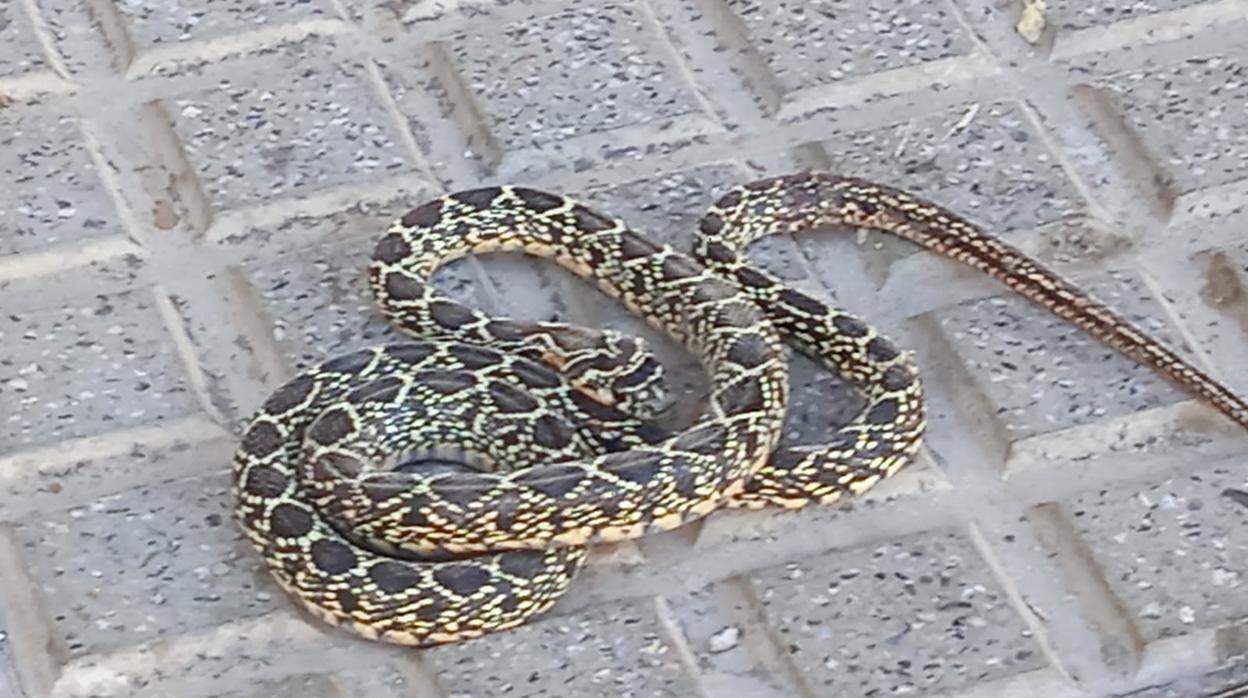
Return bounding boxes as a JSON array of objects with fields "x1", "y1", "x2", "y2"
[{"x1": 234, "y1": 172, "x2": 1248, "y2": 647}]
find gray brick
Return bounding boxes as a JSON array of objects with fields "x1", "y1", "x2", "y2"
[
  {"x1": 934, "y1": 268, "x2": 1190, "y2": 438},
  {"x1": 0, "y1": 288, "x2": 199, "y2": 453},
  {"x1": 213, "y1": 673, "x2": 343, "y2": 698},
  {"x1": 110, "y1": 0, "x2": 339, "y2": 51},
  {"x1": 1046, "y1": 0, "x2": 1213, "y2": 32},
  {"x1": 167, "y1": 50, "x2": 413, "y2": 213},
  {"x1": 0, "y1": 4, "x2": 48, "y2": 78},
  {"x1": 441, "y1": 2, "x2": 709, "y2": 155},
  {"x1": 1067, "y1": 460, "x2": 1248, "y2": 642},
  {"x1": 0, "y1": 110, "x2": 123, "y2": 257},
  {"x1": 657, "y1": 583, "x2": 800, "y2": 698},
  {"x1": 374, "y1": 50, "x2": 501, "y2": 185},
  {"x1": 241, "y1": 239, "x2": 402, "y2": 370},
  {"x1": 748, "y1": 529, "x2": 1044, "y2": 695},
  {"x1": 817, "y1": 101, "x2": 1088, "y2": 238},
  {"x1": 1133, "y1": 244, "x2": 1248, "y2": 399},
  {"x1": 426, "y1": 596, "x2": 697, "y2": 698},
  {"x1": 13, "y1": 473, "x2": 278, "y2": 659},
  {"x1": 717, "y1": 0, "x2": 974, "y2": 94},
  {"x1": 1089, "y1": 56, "x2": 1248, "y2": 195}
]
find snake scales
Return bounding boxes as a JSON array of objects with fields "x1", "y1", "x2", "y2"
[{"x1": 234, "y1": 172, "x2": 1248, "y2": 647}]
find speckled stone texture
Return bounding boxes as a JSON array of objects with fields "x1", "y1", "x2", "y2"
[
  {"x1": 1, "y1": 0, "x2": 1247, "y2": 697},
  {"x1": 0, "y1": 112, "x2": 122, "y2": 256}
]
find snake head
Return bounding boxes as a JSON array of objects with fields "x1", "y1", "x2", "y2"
[
  {"x1": 600, "y1": 334, "x2": 675, "y2": 420},
  {"x1": 540, "y1": 327, "x2": 674, "y2": 420}
]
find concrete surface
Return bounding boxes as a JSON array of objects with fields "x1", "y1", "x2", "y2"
[{"x1": 1, "y1": 0, "x2": 1247, "y2": 696}]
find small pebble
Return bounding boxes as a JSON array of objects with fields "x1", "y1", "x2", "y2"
[{"x1": 708, "y1": 626, "x2": 740, "y2": 653}]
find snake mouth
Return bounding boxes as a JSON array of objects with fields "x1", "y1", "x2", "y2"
[{"x1": 390, "y1": 449, "x2": 493, "y2": 475}]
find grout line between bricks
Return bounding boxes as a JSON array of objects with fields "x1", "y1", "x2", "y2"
[
  {"x1": 136, "y1": 100, "x2": 215, "y2": 238},
  {"x1": 203, "y1": 174, "x2": 436, "y2": 243},
  {"x1": 0, "y1": 69, "x2": 74, "y2": 101},
  {"x1": 79, "y1": 0, "x2": 137, "y2": 73},
  {"x1": 776, "y1": 53, "x2": 1001, "y2": 125},
  {"x1": 713, "y1": 576, "x2": 815, "y2": 698},
  {"x1": 15, "y1": 0, "x2": 71, "y2": 81},
  {"x1": 76, "y1": 117, "x2": 156, "y2": 249},
  {"x1": 0, "y1": 415, "x2": 230, "y2": 512},
  {"x1": 0, "y1": 526, "x2": 62, "y2": 698},
  {"x1": 151, "y1": 285, "x2": 229, "y2": 425},
  {"x1": 963, "y1": 520, "x2": 1073, "y2": 682},
  {"x1": 123, "y1": 19, "x2": 354, "y2": 79},
  {"x1": 359, "y1": 56, "x2": 443, "y2": 186},
  {"x1": 1028, "y1": 503, "x2": 1147, "y2": 680},
  {"x1": 635, "y1": 0, "x2": 732, "y2": 132},
  {"x1": 494, "y1": 113, "x2": 727, "y2": 179},
  {"x1": 219, "y1": 265, "x2": 297, "y2": 392},
  {"x1": 1133, "y1": 260, "x2": 1239, "y2": 376},
  {"x1": 397, "y1": 0, "x2": 578, "y2": 36},
  {"x1": 411, "y1": 41, "x2": 503, "y2": 182},
  {"x1": 652, "y1": 596, "x2": 716, "y2": 698},
  {"x1": 1051, "y1": 0, "x2": 1248, "y2": 61},
  {"x1": 0, "y1": 237, "x2": 145, "y2": 283},
  {"x1": 1067, "y1": 85, "x2": 1176, "y2": 224},
  {"x1": 673, "y1": 0, "x2": 782, "y2": 121}
]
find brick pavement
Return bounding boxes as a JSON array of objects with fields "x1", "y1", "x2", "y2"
[{"x1": 1, "y1": 0, "x2": 1247, "y2": 696}]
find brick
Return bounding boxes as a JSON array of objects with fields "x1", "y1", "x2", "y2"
[
  {"x1": 1088, "y1": 56, "x2": 1248, "y2": 196},
  {"x1": 0, "y1": 4, "x2": 49, "y2": 78},
  {"x1": 425, "y1": 596, "x2": 698, "y2": 697},
  {"x1": 0, "y1": 288, "x2": 200, "y2": 453},
  {"x1": 814, "y1": 102, "x2": 1089, "y2": 238},
  {"x1": 108, "y1": 0, "x2": 340, "y2": 52},
  {"x1": 12, "y1": 473, "x2": 277, "y2": 659},
  {"x1": 166, "y1": 48, "x2": 414, "y2": 213},
  {"x1": 1046, "y1": 0, "x2": 1213, "y2": 33},
  {"x1": 441, "y1": 3, "x2": 707, "y2": 155},
  {"x1": 934, "y1": 268, "x2": 1191, "y2": 438},
  {"x1": 1066, "y1": 460, "x2": 1248, "y2": 642},
  {"x1": 746, "y1": 528, "x2": 1044, "y2": 695},
  {"x1": 240, "y1": 239, "x2": 403, "y2": 370},
  {"x1": 0, "y1": 110, "x2": 124, "y2": 258},
  {"x1": 713, "y1": 0, "x2": 975, "y2": 95}
]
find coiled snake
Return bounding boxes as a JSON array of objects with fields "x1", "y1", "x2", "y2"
[{"x1": 233, "y1": 172, "x2": 1248, "y2": 647}]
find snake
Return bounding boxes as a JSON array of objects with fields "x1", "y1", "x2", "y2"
[{"x1": 233, "y1": 172, "x2": 1248, "y2": 648}]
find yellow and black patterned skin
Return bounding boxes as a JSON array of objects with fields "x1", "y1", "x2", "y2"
[{"x1": 233, "y1": 172, "x2": 1247, "y2": 648}]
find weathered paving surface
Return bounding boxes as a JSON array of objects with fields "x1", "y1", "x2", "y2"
[{"x1": 1, "y1": 0, "x2": 1247, "y2": 696}]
